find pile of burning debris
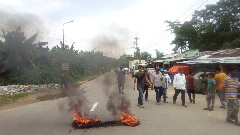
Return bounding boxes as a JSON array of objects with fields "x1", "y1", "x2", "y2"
[{"x1": 72, "y1": 103, "x2": 140, "y2": 129}]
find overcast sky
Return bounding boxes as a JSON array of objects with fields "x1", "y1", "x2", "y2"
[{"x1": 0, "y1": 0, "x2": 218, "y2": 58}]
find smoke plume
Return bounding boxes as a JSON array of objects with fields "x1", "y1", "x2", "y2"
[
  {"x1": 103, "y1": 73, "x2": 131, "y2": 119},
  {"x1": 0, "y1": 9, "x2": 47, "y2": 41},
  {"x1": 91, "y1": 24, "x2": 132, "y2": 58}
]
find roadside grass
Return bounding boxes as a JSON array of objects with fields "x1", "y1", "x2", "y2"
[
  {"x1": 0, "y1": 89, "x2": 47, "y2": 107},
  {"x1": 0, "y1": 93, "x2": 31, "y2": 107},
  {"x1": 0, "y1": 74, "x2": 101, "y2": 107}
]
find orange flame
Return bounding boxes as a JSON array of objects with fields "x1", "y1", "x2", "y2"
[
  {"x1": 120, "y1": 104, "x2": 138, "y2": 126},
  {"x1": 73, "y1": 111, "x2": 90, "y2": 125},
  {"x1": 93, "y1": 118, "x2": 99, "y2": 122}
]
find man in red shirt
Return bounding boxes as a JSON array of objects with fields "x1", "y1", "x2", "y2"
[{"x1": 187, "y1": 71, "x2": 195, "y2": 103}]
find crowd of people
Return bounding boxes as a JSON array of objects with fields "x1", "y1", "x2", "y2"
[{"x1": 129, "y1": 65, "x2": 240, "y2": 126}]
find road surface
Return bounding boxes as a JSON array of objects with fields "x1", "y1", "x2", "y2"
[{"x1": 0, "y1": 71, "x2": 240, "y2": 135}]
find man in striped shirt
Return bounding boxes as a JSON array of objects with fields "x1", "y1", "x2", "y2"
[{"x1": 222, "y1": 66, "x2": 240, "y2": 126}]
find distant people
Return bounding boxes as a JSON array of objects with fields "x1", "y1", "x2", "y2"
[
  {"x1": 60, "y1": 73, "x2": 68, "y2": 89},
  {"x1": 143, "y1": 67, "x2": 152, "y2": 101},
  {"x1": 152, "y1": 67, "x2": 163, "y2": 105},
  {"x1": 169, "y1": 73, "x2": 175, "y2": 85},
  {"x1": 203, "y1": 73, "x2": 216, "y2": 111},
  {"x1": 173, "y1": 68, "x2": 187, "y2": 107},
  {"x1": 134, "y1": 65, "x2": 145, "y2": 108},
  {"x1": 117, "y1": 67, "x2": 125, "y2": 94},
  {"x1": 215, "y1": 67, "x2": 227, "y2": 108},
  {"x1": 186, "y1": 71, "x2": 195, "y2": 103},
  {"x1": 222, "y1": 66, "x2": 240, "y2": 126},
  {"x1": 160, "y1": 69, "x2": 168, "y2": 103},
  {"x1": 198, "y1": 69, "x2": 208, "y2": 94},
  {"x1": 115, "y1": 68, "x2": 119, "y2": 75}
]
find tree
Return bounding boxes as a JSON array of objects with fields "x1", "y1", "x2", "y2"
[
  {"x1": 155, "y1": 49, "x2": 164, "y2": 60},
  {"x1": 0, "y1": 27, "x2": 40, "y2": 84},
  {"x1": 166, "y1": 0, "x2": 240, "y2": 52},
  {"x1": 139, "y1": 51, "x2": 152, "y2": 61}
]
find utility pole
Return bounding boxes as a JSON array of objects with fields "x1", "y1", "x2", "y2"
[
  {"x1": 134, "y1": 36, "x2": 139, "y2": 59},
  {"x1": 134, "y1": 36, "x2": 139, "y2": 49},
  {"x1": 62, "y1": 20, "x2": 74, "y2": 51}
]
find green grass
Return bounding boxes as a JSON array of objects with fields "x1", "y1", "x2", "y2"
[
  {"x1": 0, "y1": 89, "x2": 48, "y2": 107},
  {"x1": 0, "y1": 92, "x2": 31, "y2": 107}
]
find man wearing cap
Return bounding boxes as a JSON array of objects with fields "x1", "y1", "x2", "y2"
[
  {"x1": 164, "y1": 70, "x2": 171, "y2": 98},
  {"x1": 173, "y1": 68, "x2": 187, "y2": 107},
  {"x1": 160, "y1": 69, "x2": 168, "y2": 103},
  {"x1": 222, "y1": 66, "x2": 240, "y2": 126}
]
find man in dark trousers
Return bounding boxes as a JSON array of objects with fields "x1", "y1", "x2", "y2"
[
  {"x1": 134, "y1": 65, "x2": 151, "y2": 108},
  {"x1": 173, "y1": 68, "x2": 187, "y2": 107},
  {"x1": 186, "y1": 71, "x2": 195, "y2": 103},
  {"x1": 117, "y1": 67, "x2": 125, "y2": 94},
  {"x1": 198, "y1": 69, "x2": 208, "y2": 94},
  {"x1": 60, "y1": 73, "x2": 68, "y2": 89},
  {"x1": 143, "y1": 67, "x2": 152, "y2": 101}
]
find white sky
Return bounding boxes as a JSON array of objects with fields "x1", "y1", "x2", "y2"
[{"x1": 0, "y1": 0, "x2": 218, "y2": 58}]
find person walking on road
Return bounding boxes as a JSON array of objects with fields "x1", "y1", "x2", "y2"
[
  {"x1": 152, "y1": 67, "x2": 163, "y2": 105},
  {"x1": 143, "y1": 67, "x2": 152, "y2": 101},
  {"x1": 215, "y1": 67, "x2": 227, "y2": 108},
  {"x1": 186, "y1": 71, "x2": 195, "y2": 103},
  {"x1": 164, "y1": 70, "x2": 171, "y2": 98},
  {"x1": 134, "y1": 65, "x2": 146, "y2": 108},
  {"x1": 60, "y1": 73, "x2": 68, "y2": 89},
  {"x1": 117, "y1": 67, "x2": 125, "y2": 94},
  {"x1": 222, "y1": 66, "x2": 240, "y2": 126},
  {"x1": 173, "y1": 68, "x2": 187, "y2": 107},
  {"x1": 160, "y1": 69, "x2": 168, "y2": 103},
  {"x1": 203, "y1": 73, "x2": 216, "y2": 111},
  {"x1": 198, "y1": 69, "x2": 208, "y2": 94}
]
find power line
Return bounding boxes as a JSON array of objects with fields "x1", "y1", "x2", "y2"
[
  {"x1": 176, "y1": 0, "x2": 200, "y2": 21},
  {"x1": 143, "y1": 0, "x2": 211, "y2": 51},
  {"x1": 141, "y1": 0, "x2": 202, "y2": 50}
]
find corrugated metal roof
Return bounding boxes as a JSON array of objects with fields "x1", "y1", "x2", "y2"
[
  {"x1": 177, "y1": 56, "x2": 240, "y2": 64},
  {"x1": 200, "y1": 48, "x2": 240, "y2": 58},
  {"x1": 163, "y1": 48, "x2": 240, "y2": 63}
]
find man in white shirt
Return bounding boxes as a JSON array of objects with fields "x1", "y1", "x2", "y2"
[
  {"x1": 173, "y1": 68, "x2": 187, "y2": 107},
  {"x1": 152, "y1": 67, "x2": 163, "y2": 105}
]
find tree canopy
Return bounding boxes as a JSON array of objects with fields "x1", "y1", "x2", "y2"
[
  {"x1": 0, "y1": 27, "x2": 120, "y2": 85},
  {"x1": 166, "y1": 0, "x2": 240, "y2": 52}
]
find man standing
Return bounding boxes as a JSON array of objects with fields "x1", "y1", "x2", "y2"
[
  {"x1": 117, "y1": 67, "x2": 125, "y2": 94},
  {"x1": 143, "y1": 67, "x2": 152, "y2": 101},
  {"x1": 152, "y1": 67, "x2": 163, "y2": 105},
  {"x1": 173, "y1": 68, "x2": 187, "y2": 107},
  {"x1": 222, "y1": 66, "x2": 240, "y2": 126},
  {"x1": 160, "y1": 69, "x2": 167, "y2": 103},
  {"x1": 186, "y1": 71, "x2": 195, "y2": 103},
  {"x1": 60, "y1": 73, "x2": 68, "y2": 89},
  {"x1": 215, "y1": 67, "x2": 227, "y2": 108},
  {"x1": 134, "y1": 65, "x2": 145, "y2": 108},
  {"x1": 198, "y1": 69, "x2": 208, "y2": 94},
  {"x1": 164, "y1": 70, "x2": 172, "y2": 98}
]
